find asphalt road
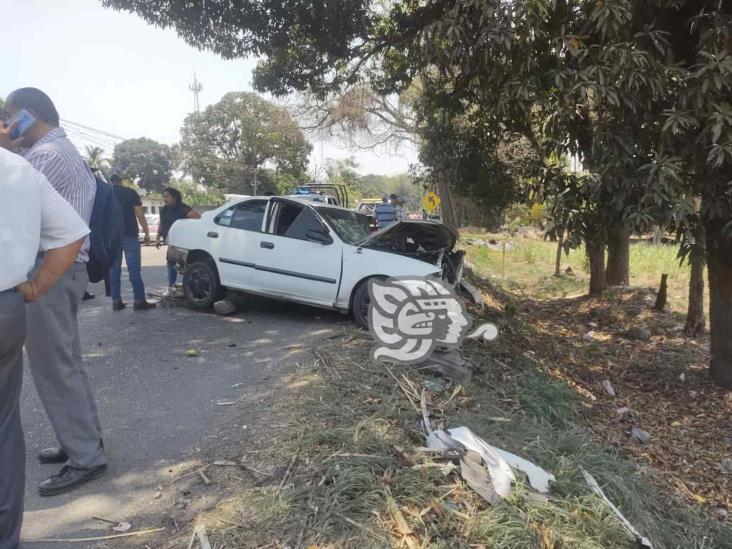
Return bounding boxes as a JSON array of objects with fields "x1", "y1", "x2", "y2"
[{"x1": 20, "y1": 246, "x2": 348, "y2": 547}]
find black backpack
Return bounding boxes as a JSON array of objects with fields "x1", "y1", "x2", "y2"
[{"x1": 87, "y1": 175, "x2": 124, "y2": 283}]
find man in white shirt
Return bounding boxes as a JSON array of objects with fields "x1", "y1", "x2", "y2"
[
  {"x1": 3, "y1": 88, "x2": 107, "y2": 497},
  {"x1": 0, "y1": 143, "x2": 89, "y2": 549}
]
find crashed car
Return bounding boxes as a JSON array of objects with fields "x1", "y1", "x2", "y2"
[{"x1": 166, "y1": 196, "x2": 464, "y2": 327}]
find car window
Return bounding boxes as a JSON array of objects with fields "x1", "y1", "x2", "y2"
[
  {"x1": 269, "y1": 200, "x2": 326, "y2": 240},
  {"x1": 215, "y1": 200, "x2": 267, "y2": 231},
  {"x1": 315, "y1": 207, "x2": 371, "y2": 245}
]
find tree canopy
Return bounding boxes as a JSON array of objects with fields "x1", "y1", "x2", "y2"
[
  {"x1": 104, "y1": 0, "x2": 732, "y2": 386},
  {"x1": 178, "y1": 92, "x2": 312, "y2": 193},
  {"x1": 112, "y1": 137, "x2": 172, "y2": 192}
]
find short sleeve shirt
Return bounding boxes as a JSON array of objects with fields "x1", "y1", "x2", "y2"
[
  {"x1": 113, "y1": 185, "x2": 143, "y2": 237},
  {"x1": 0, "y1": 148, "x2": 90, "y2": 292}
]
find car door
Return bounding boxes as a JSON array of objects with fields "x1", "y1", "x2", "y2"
[
  {"x1": 208, "y1": 199, "x2": 268, "y2": 291},
  {"x1": 254, "y1": 199, "x2": 342, "y2": 306}
]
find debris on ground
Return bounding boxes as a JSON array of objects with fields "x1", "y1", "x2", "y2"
[
  {"x1": 602, "y1": 380, "x2": 616, "y2": 397},
  {"x1": 459, "y1": 279, "x2": 484, "y2": 309},
  {"x1": 186, "y1": 349, "x2": 199, "y2": 357},
  {"x1": 631, "y1": 427, "x2": 652, "y2": 445},
  {"x1": 582, "y1": 468, "x2": 654, "y2": 548},
  {"x1": 187, "y1": 524, "x2": 211, "y2": 549},
  {"x1": 213, "y1": 299, "x2": 237, "y2": 316},
  {"x1": 621, "y1": 326, "x2": 652, "y2": 341},
  {"x1": 421, "y1": 349, "x2": 475, "y2": 384}
]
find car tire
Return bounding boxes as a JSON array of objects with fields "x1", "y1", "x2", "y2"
[
  {"x1": 353, "y1": 276, "x2": 388, "y2": 329},
  {"x1": 183, "y1": 260, "x2": 222, "y2": 310}
]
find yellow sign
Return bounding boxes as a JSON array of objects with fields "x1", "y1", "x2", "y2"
[{"x1": 422, "y1": 192, "x2": 441, "y2": 214}]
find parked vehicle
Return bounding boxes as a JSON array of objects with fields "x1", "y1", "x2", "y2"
[
  {"x1": 357, "y1": 199, "x2": 381, "y2": 231},
  {"x1": 286, "y1": 192, "x2": 340, "y2": 206},
  {"x1": 140, "y1": 214, "x2": 159, "y2": 243},
  {"x1": 166, "y1": 196, "x2": 464, "y2": 327}
]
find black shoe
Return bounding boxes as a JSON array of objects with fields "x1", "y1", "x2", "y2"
[
  {"x1": 133, "y1": 300, "x2": 157, "y2": 311},
  {"x1": 112, "y1": 300, "x2": 126, "y2": 311},
  {"x1": 38, "y1": 446, "x2": 68, "y2": 464},
  {"x1": 39, "y1": 464, "x2": 108, "y2": 497},
  {"x1": 83, "y1": 291, "x2": 95, "y2": 301}
]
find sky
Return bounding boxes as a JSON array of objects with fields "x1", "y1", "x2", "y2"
[{"x1": 1, "y1": 0, "x2": 417, "y2": 175}]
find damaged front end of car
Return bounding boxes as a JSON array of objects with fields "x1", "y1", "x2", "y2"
[{"x1": 358, "y1": 221, "x2": 465, "y2": 285}]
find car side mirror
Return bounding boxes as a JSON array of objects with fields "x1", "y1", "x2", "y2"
[{"x1": 306, "y1": 228, "x2": 333, "y2": 245}]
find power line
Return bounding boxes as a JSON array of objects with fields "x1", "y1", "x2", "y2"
[{"x1": 60, "y1": 118, "x2": 127, "y2": 142}]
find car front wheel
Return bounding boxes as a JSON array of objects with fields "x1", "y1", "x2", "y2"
[{"x1": 183, "y1": 260, "x2": 222, "y2": 310}]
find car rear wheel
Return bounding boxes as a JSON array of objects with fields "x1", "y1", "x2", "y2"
[{"x1": 183, "y1": 260, "x2": 222, "y2": 310}]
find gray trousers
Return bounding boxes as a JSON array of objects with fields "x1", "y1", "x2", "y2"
[
  {"x1": 0, "y1": 290, "x2": 26, "y2": 549},
  {"x1": 25, "y1": 262, "x2": 107, "y2": 469}
]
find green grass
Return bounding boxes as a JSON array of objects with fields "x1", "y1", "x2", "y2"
[
  {"x1": 462, "y1": 231, "x2": 696, "y2": 315},
  {"x1": 208, "y1": 332, "x2": 731, "y2": 548}
]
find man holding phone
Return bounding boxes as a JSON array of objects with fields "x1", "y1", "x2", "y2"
[
  {"x1": 1, "y1": 88, "x2": 108, "y2": 496},
  {"x1": 0, "y1": 143, "x2": 89, "y2": 549}
]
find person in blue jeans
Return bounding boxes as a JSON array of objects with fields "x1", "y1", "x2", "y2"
[
  {"x1": 109, "y1": 174, "x2": 156, "y2": 311},
  {"x1": 156, "y1": 187, "x2": 201, "y2": 294}
]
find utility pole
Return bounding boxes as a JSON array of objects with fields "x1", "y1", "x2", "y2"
[{"x1": 189, "y1": 72, "x2": 203, "y2": 113}]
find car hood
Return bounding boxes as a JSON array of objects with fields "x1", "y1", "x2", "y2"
[{"x1": 358, "y1": 221, "x2": 458, "y2": 251}]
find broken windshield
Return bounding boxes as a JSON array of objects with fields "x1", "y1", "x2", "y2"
[{"x1": 316, "y1": 207, "x2": 371, "y2": 245}]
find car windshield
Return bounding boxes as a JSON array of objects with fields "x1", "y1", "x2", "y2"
[{"x1": 316, "y1": 207, "x2": 371, "y2": 245}]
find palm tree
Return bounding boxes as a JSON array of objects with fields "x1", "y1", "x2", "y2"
[{"x1": 84, "y1": 146, "x2": 110, "y2": 170}]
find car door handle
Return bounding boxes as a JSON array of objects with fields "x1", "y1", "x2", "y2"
[
  {"x1": 207, "y1": 231, "x2": 219, "y2": 238},
  {"x1": 260, "y1": 241, "x2": 275, "y2": 249}
]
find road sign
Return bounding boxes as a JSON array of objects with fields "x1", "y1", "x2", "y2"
[{"x1": 422, "y1": 192, "x2": 441, "y2": 214}]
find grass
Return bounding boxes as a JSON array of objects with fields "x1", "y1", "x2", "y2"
[
  {"x1": 462, "y1": 231, "x2": 695, "y2": 317},
  {"x1": 160, "y1": 231, "x2": 728, "y2": 548},
  {"x1": 194, "y1": 324, "x2": 731, "y2": 548}
]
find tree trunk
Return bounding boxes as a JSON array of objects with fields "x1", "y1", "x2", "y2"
[
  {"x1": 436, "y1": 178, "x2": 459, "y2": 232},
  {"x1": 684, "y1": 224, "x2": 706, "y2": 337},
  {"x1": 706, "y1": 216, "x2": 732, "y2": 388},
  {"x1": 585, "y1": 222, "x2": 607, "y2": 296},
  {"x1": 605, "y1": 222, "x2": 630, "y2": 286},
  {"x1": 554, "y1": 231, "x2": 564, "y2": 277}
]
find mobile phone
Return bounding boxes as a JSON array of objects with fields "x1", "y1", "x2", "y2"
[{"x1": 9, "y1": 109, "x2": 36, "y2": 140}]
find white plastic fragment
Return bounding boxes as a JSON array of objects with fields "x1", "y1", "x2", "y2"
[
  {"x1": 491, "y1": 446, "x2": 556, "y2": 494},
  {"x1": 448, "y1": 427, "x2": 555, "y2": 494},
  {"x1": 581, "y1": 468, "x2": 653, "y2": 549},
  {"x1": 439, "y1": 427, "x2": 516, "y2": 499}
]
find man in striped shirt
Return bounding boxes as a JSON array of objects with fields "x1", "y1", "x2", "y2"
[{"x1": 2, "y1": 88, "x2": 108, "y2": 496}]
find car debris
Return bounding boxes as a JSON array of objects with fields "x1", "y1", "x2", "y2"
[
  {"x1": 421, "y1": 389, "x2": 555, "y2": 503},
  {"x1": 581, "y1": 468, "x2": 653, "y2": 548},
  {"x1": 458, "y1": 279, "x2": 484, "y2": 309},
  {"x1": 421, "y1": 350, "x2": 475, "y2": 384},
  {"x1": 602, "y1": 380, "x2": 616, "y2": 397}
]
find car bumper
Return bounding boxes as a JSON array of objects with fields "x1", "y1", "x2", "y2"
[{"x1": 166, "y1": 246, "x2": 188, "y2": 266}]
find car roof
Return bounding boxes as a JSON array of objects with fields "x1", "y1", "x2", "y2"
[{"x1": 227, "y1": 195, "x2": 354, "y2": 212}]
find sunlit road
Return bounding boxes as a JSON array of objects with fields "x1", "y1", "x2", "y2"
[{"x1": 20, "y1": 246, "x2": 348, "y2": 547}]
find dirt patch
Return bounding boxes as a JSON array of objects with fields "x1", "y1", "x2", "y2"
[{"x1": 469, "y1": 275, "x2": 732, "y2": 518}]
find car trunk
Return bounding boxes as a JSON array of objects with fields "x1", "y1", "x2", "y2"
[{"x1": 358, "y1": 221, "x2": 465, "y2": 283}]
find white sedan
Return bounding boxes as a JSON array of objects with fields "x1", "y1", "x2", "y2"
[{"x1": 167, "y1": 196, "x2": 464, "y2": 327}]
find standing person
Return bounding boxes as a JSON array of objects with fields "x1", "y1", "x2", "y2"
[
  {"x1": 108, "y1": 174, "x2": 156, "y2": 311},
  {"x1": 373, "y1": 195, "x2": 397, "y2": 229},
  {"x1": 0, "y1": 142, "x2": 90, "y2": 549},
  {"x1": 156, "y1": 187, "x2": 201, "y2": 294},
  {"x1": 2, "y1": 87, "x2": 108, "y2": 496}
]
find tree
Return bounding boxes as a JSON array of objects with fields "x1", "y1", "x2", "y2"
[
  {"x1": 178, "y1": 92, "x2": 312, "y2": 194},
  {"x1": 84, "y1": 146, "x2": 110, "y2": 170},
  {"x1": 112, "y1": 137, "x2": 172, "y2": 192},
  {"x1": 106, "y1": 0, "x2": 732, "y2": 385}
]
